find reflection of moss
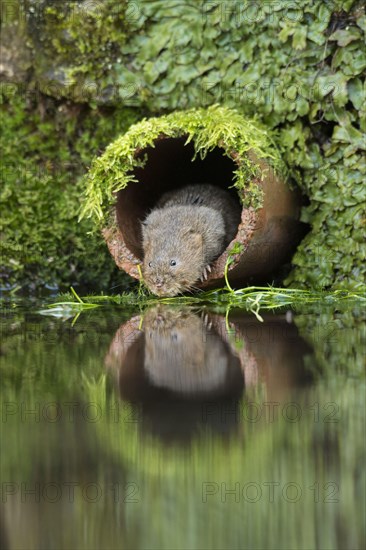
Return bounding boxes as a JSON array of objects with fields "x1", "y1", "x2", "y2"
[
  {"x1": 0, "y1": 89, "x2": 140, "y2": 290},
  {"x1": 1, "y1": 304, "x2": 365, "y2": 548},
  {"x1": 81, "y1": 105, "x2": 286, "y2": 221},
  {"x1": 294, "y1": 304, "x2": 366, "y2": 376}
]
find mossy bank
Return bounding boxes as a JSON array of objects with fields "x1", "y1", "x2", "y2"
[
  {"x1": 1, "y1": 0, "x2": 365, "y2": 291},
  {"x1": 0, "y1": 91, "x2": 140, "y2": 291}
]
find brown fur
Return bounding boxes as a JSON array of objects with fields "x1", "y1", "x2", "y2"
[
  {"x1": 143, "y1": 306, "x2": 230, "y2": 393},
  {"x1": 141, "y1": 184, "x2": 241, "y2": 296}
]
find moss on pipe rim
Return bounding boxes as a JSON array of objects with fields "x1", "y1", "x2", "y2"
[{"x1": 80, "y1": 105, "x2": 288, "y2": 222}]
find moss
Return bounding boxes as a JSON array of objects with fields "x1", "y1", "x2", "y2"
[
  {"x1": 81, "y1": 105, "x2": 286, "y2": 221},
  {"x1": 3, "y1": 0, "x2": 365, "y2": 290},
  {"x1": 23, "y1": 0, "x2": 136, "y2": 104},
  {"x1": 0, "y1": 88, "x2": 141, "y2": 291}
]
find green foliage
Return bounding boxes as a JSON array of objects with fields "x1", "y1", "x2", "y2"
[
  {"x1": 109, "y1": 0, "x2": 365, "y2": 289},
  {"x1": 25, "y1": 0, "x2": 135, "y2": 104},
  {"x1": 0, "y1": 90, "x2": 140, "y2": 291},
  {"x1": 81, "y1": 105, "x2": 286, "y2": 221},
  {"x1": 224, "y1": 242, "x2": 245, "y2": 292},
  {"x1": 42, "y1": 286, "x2": 366, "y2": 328},
  {"x1": 3, "y1": 0, "x2": 365, "y2": 289}
]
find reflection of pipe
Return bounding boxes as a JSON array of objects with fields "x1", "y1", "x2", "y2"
[
  {"x1": 104, "y1": 306, "x2": 314, "y2": 443},
  {"x1": 105, "y1": 307, "x2": 244, "y2": 400},
  {"x1": 105, "y1": 306, "x2": 245, "y2": 442},
  {"x1": 223, "y1": 312, "x2": 314, "y2": 401},
  {"x1": 102, "y1": 129, "x2": 306, "y2": 289},
  {"x1": 105, "y1": 306, "x2": 314, "y2": 404}
]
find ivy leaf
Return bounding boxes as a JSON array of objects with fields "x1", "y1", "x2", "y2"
[
  {"x1": 329, "y1": 28, "x2": 362, "y2": 46},
  {"x1": 332, "y1": 125, "x2": 365, "y2": 150},
  {"x1": 115, "y1": 68, "x2": 139, "y2": 87},
  {"x1": 315, "y1": 72, "x2": 348, "y2": 106},
  {"x1": 307, "y1": 28, "x2": 326, "y2": 45},
  {"x1": 348, "y1": 78, "x2": 365, "y2": 110},
  {"x1": 348, "y1": 50, "x2": 366, "y2": 75},
  {"x1": 139, "y1": 26, "x2": 171, "y2": 57},
  {"x1": 156, "y1": 76, "x2": 177, "y2": 94},
  {"x1": 200, "y1": 44, "x2": 217, "y2": 62},
  {"x1": 356, "y1": 14, "x2": 366, "y2": 32},
  {"x1": 144, "y1": 59, "x2": 169, "y2": 84},
  {"x1": 316, "y1": 5, "x2": 332, "y2": 30},
  {"x1": 292, "y1": 27, "x2": 307, "y2": 50},
  {"x1": 278, "y1": 25, "x2": 295, "y2": 43},
  {"x1": 296, "y1": 97, "x2": 310, "y2": 116},
  {"x1": 203, "y1": 26, "x2": 221, "y2": 40}
]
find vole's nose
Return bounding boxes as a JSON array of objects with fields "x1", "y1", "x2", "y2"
[{"x1": 155, "y1": 277, "x2": 165, "y2": 288}]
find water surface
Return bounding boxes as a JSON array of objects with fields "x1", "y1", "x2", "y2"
[{"x1": 1, "y1": 300, "x2": 365, "y2": 549}]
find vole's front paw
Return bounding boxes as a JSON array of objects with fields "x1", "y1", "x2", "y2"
[
  {"x1": 201, "y1": 312, "x2": 213, "y2": 330},
  {"x1": 199, "y1": 264, "x2": 212, "y2": 282}
]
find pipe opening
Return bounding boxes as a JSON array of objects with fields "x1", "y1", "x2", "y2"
[{"x1": 116, "y1": 136, "x2": 240, "y2": 260}]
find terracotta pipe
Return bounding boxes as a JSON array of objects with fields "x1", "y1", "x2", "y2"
[
  {"x1": 105, "y1": 307, "x2": 314, "y2": 402},
  {"x1": 102, "y1": 135, "x2": 304, "y2": 289}
]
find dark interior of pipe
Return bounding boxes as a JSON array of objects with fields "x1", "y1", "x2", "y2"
[{"x1": 116, "y1": 136, "x2": 240, "y2": 259}]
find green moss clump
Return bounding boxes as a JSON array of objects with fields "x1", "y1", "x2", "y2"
[
  {"x1": 0, "y1": 88, "x2": 140, "y2": 291},
  {"x1": 81, "y1": 105, "x2": 286, "y2": 221},
  {"x1": 24, "y1": 0, "x2": 137, "y2": 104}
]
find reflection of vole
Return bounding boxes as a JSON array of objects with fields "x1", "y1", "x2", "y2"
[
  {"x1": 143, "y1": 306, "x2": 232, "y2": 395},
  {"x1": 141, "y1": 184, "x2": 241, "y2": 296}
]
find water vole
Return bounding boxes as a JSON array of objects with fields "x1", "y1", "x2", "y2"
[
  {"x1": 141, "y1": 184, "x2": 241, "y2": 296},
  {"x1": 143, "y1": 306, "x2": 231, "y2": 394}
]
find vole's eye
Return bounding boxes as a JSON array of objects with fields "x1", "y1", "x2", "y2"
[
  {"x1": 170, "y1": 260, "x2": 176, "y2": 267},
  {"x1": 148, "y1": 261, "x2": 152, "y2": 268}
]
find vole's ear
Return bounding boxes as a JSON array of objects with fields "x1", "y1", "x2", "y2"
[
  {"x1": 140, "y1": 221, "x2": 150, "y2": 246},
  {"x1": 185, "y1": 230, "x2": 203, "y2": 248},
  {"x1": 140, "y1": 219, "x2": 148, "y2": 235},
  {"x1": 141, "y1": 232, "x2": 150, "y2": 247}
]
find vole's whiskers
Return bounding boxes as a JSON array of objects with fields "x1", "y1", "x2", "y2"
[
  {"x1": 109, "y1": 282, "x2": 127, "y2": 291},
  {"x1": 186, "y1": 284, "x2": 203, "y2": 295}
]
